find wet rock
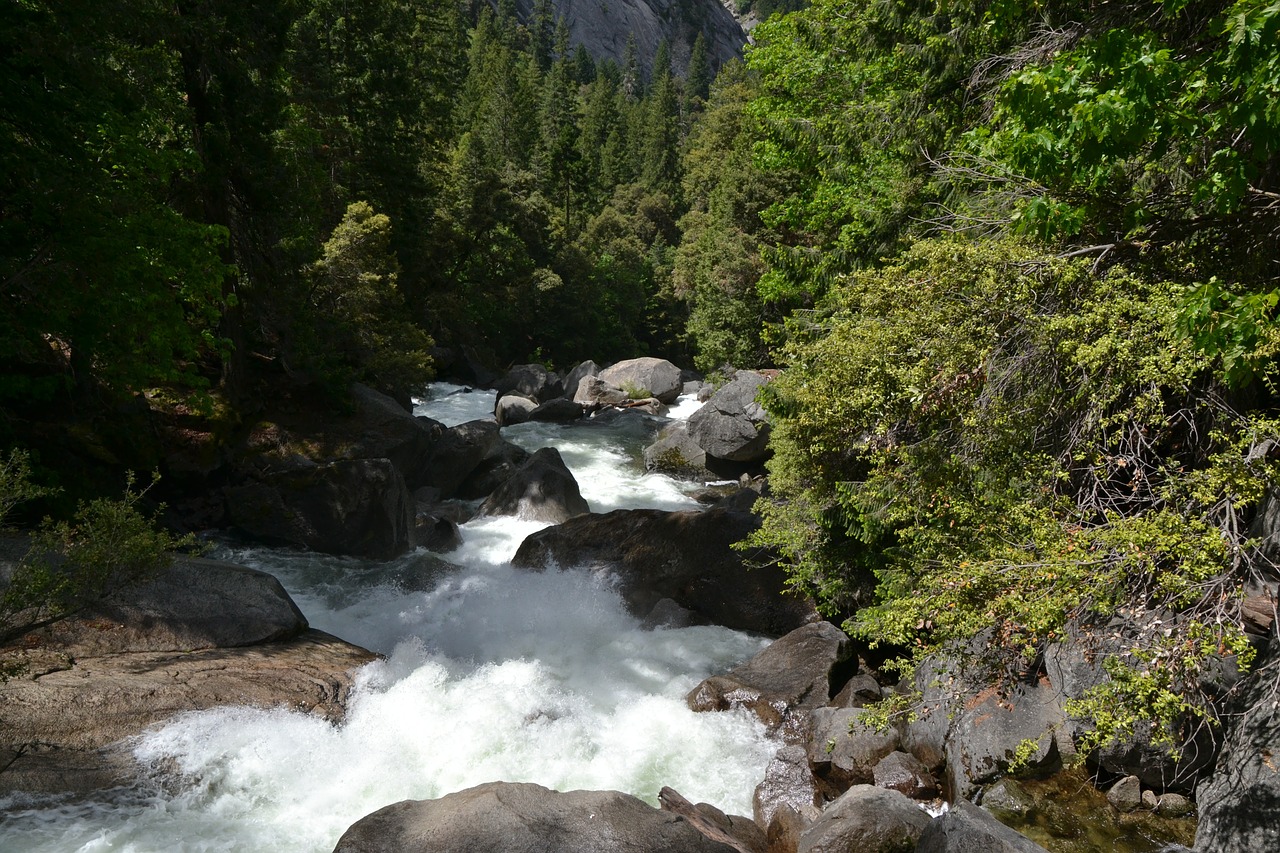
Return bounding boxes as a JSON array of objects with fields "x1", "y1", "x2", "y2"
[
  {"x1": 492, "y1": 364, "x2": 563, "y2": 403},
  {"x1": 915, "y1": 799, "x2": 1050, "y2": 852},
  {"x1": 807, "y1": 708, "x2": 900, "y2": 795},
  {"x1": 1143, "y1": 789, "x2": 1159, "y2": 810},
  {"x1": 1155, "y1": 793, "x2": 1194, "y2": 817},
  {"x1": 687, "y1": 371, "x2": 772, "y2": 463},
  {"x1": 513, "y1": 508, "x2": 815, "y2": 635},
  {"x1": 599, "y1": 357, "x2": 683, "y2": 403},
  {"x1": 620, "y1": 397, "x2": 669, "y2": 417},
  {"x1": 796, "y1": 785, "x2": 930, "y2": 853},
  {"x1": 347, "y1": 383, "x2": 443, "y2": 489},
  {"x1": 479, "y1": 447, "x2": 589, "y2": 523},
  {"x1": 331, "y1": 781, "x2": 739, "y2": 853},
  {"x1": 419, "y1": 420, "x2": 500, "y2": 497},
  {"x1": 494, "y1": 394, "x2": 536, "y2": 426},
  {"x1": 224, "y1": 457, "x2": 414, "y2": 559},
  {"x1": 688, "y1": 622, "x2": 850, "y2": 733},
  {"x1": 527, "y1": 397, "x2": 585, "y2": 423},
  {"x1": 945, "y1": 676, "x2": 1066, "y2": 800},
  {"x1": 1106, "y1": 775, "x2": 1143, "y2": 812},
  {"x1": 413, "y1": 513, "x2": 462, "y2": 552},
  {"x1": 980, "y1": 779, "x2": 1035, "y2": 819},
  {"x1": 562, "y1": 360, "x2": 600, "y2": 401},
  {"x1": 873, "y1": 750, "x2": 938, "y2": 799},
  {"x1": 454, "y1": 439, "x2": 530, "y2": 501},
  {"x1": 754, "y1": 744, "x2": 821, "y2": 848},
  {"x1": 645, "y1": 421, "x2": 712, "y2": 478},
  {"x1": 660, "y1": 787, "x2": 768, "y2": 853}
]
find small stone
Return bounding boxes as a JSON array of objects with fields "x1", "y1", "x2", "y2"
[
  {"x1": 1141, "y1": 788, "x2": 1159, "y2": 810},
  {"x1": 1106, "y1": 775, "x2": 1143, "y2": 812},
  {"x1": 1154, "y1": 792, "x2": 1194, "y2": 817}
]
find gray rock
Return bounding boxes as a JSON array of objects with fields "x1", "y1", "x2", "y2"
[
  {"x1": 873, "y1": 751, "x2": 938, "y2": 799},
  {"x1": 599, "y1": 357, "x2": 684, "y2": 404},
  {"x1": 832, "y1": 673, "x2": 884, "y2": 708},
  {"x1": 807, "y1": 708, "x2": 900, "y2": 795},
  {"x1": 1155, "y1": 792, "x2": 1194, "y2": 817},
  {"x1": 513, "y1": 507, "x2": 815, "y2": 635},
  {"x1": 413, "y1": 514, "x2": 462, "y2": 553},
  {"x1": 797, "y1": 785, "x2": 930, "y2": 853},
  {"x1": 901, "y1": 657, "x2": 958, "y2": 772},
  {"x1": 980, "y1": 779, "x2": 1035, "y2": 819},
  {"x1": 1143, "y1": 788, "x2": 1159, "y2": 810},
  {"x1": 754, "y1": 744, "x2": 821, "y2": 841},
  {"x1": 1194, "y1": 660, "x2": 1280, "y2": 853},
  {"x1": 495, "y1": 394, "x2": 537, "y2": 426},
  {"x1": 1106, "y1": 775, "x2": 1143, "y2": 812},
  {"x1": 492, "y1": 363, "x2": 563, "y2": 403},
  {"x1": 225, "y1": 457, "x2": 414, "y2": 559},
  {"x1": 479, "y1": 447, "x2": 590, "y2": 523},
  {"x1": 688, "y1": 622, "x2": 849, "y2": 733},
  {"x1": 915, "y1": 799, "x2": 1050, "y2": 852},
  {"x1": 687, "y1": 371, "x2": 772, "y2": 462},
  {"x1": 528, "y1": 397, "x2": 585, "y2": 423},
  {"x1": 945, "y1": 676, "x2": 1066, "y2": 800},
  {"x1": 331, "y1": 781, "x2": 739, "y2": 853},
  {"x1": 573, "y1": 375, "x2": 630, "y2": 407},
  {"x1": 420, "y1": 419, "x2": 501, "y2": 497},
  {"x1": 348, "y1": 383, "x2": 443, "y2": 489},
  {"x1": 562, "y1": 360, "x2": 600, "y2": 401},
  {"x1": 454, "y1": 439, "x2": 531, "y2": 501},
  {"x1": 645, "y1": 422, "x2": 713, "y2": 479}
]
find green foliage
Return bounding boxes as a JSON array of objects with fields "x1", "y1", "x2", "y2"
[
  {"x1": 1, "y1": 467, "x2": 195, "y2": 645},
  {"x1": 749, "y1": 237, "x2": 1270, "y2": 750}
]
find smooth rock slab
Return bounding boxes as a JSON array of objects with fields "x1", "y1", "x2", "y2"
[
  {"x1": 797, "y1": 785, "x2": 930, "y2": 853},
  {"x1": 331, "y1": 781, "x2": 740, "y2": 853}
]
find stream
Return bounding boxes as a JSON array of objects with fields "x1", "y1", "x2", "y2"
[{"x1": 0, "y1": 384, "x2": 779, "y2": 852}]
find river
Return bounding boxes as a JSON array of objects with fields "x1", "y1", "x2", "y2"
[{"x1": 0, "y1": 384, "x2": 779, "y2": 852}]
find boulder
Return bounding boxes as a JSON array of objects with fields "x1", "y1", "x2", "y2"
[
  {"x1": 688, "y1": 622, "x2": 850, "y2": 734},
  {"x1": 347, "y1": 383, "x2": 443, "y2": 489},
  {"x1": 914, "y1": 799, "x2": 1050, "y2": 853},
  {"x1": 479, "y1": 447, "x2": 590, "y2": 523},
  {"x1": 644, "y1": 421, "x2": 716, "y2": 479},
  {"x1": 796, "y1": 785, "x2": 930, "y2": 853},
  {"x1": 513, "y1": 507, "x2": 815, "y2": 635},
  {"x1": 454, "y1": 439, "x2": 531, "y2": 501},
  {"x1": 224, "y1": 457, "x2": 414, "y2": 559},
  {"x1": 899, "y1": 657, "x2": 957, "y2": 772},
  {"x1": 873, "y1": 751, "x2": 939, "y2": 800},
  {"x1": 492, "y1": 364, "x2": 563, "y2": 403},
  {"x1": 832, "y1": 673, "x2": 884, "y2": 708},
  {"x1": 495, "y1": 394, "x2": 537, "y2": 426},
  {"x1": 414, "y1": 513, "x2": 463, "y2": 552},
  {"x1": 0, "y1": 550, "x2": 375, "y2": 795},
  {"x1": 1194, "y1": 658, "x2": 1280, "y2": 853},
  {"x1": 659, "y1": 787, "x2": 768, "y2": 853},
  {"x1": 599, "y1": 357, "x2": 684, "y2": 404},
  {"x1": 331, "y1": 781, "x2": 740, "y2": 853},
  {"x1": 573, "y1": 375, "x2": 630, "y2": 407},
  {"x1": 807, "y1": 708, "x2": 900, "y2": 795},
  {"x1": 754, "y1": 744, "x2": 822, "y2": 847},
  {"x1": 419, "y1": 419, "x2": 501, "y2": 497},
  {"x1": 1106, "y1": 775, "x2": 1143, "y2": 812},
  {"x1": 687, "y1": 371, "x2": 772, "y2": 463},
  {"x1": 528, "y1": 397, "x2": 586, "y2": 423},
  {"x1": 562, "y1": 360, "x2": 600, "y2": 401},
  {"x1": 945, "y1": 675, "x2": 1066, "y2": 800},
  {"x1": 621, "y1": 397, "x2": 669, "y2": 417}
]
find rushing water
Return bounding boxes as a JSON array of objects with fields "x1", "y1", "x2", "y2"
[{"x1": 0, "y1": 384, "x2": 779, "y2": 852}]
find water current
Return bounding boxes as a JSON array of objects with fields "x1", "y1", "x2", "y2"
[{"x1": 0, "y1": 384, "x2": 780, "y2": 852}]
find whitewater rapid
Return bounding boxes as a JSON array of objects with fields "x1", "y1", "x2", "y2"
[{"x1": 0, "y1": 384, "x2": 779, "y2": 852}]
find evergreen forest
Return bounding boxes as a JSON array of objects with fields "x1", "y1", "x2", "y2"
[{"x1": 4, "y1": 0, "x2": 1280, "y2": 766}]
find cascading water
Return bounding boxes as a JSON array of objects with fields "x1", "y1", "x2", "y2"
[{"x1": 0, "y1": 384, "x2": 780, "y2": 852}]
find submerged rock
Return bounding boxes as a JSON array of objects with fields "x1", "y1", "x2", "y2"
[{"x1": 331, "y1": 781, "x2": 741, "y2": 853}]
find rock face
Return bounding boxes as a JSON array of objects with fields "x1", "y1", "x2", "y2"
[
  {"x1": 512, "y1": 507, "x2": 816, "y2": 635},
  {"x1": 754, "y1": 744, "x2": 822, "y2": 846},
  {"x1": 687, "y1": 622, "x2": 850, "y2": 733},
  {"x1": 347, "y1": 383, "x2": 443, "y2": 488},
  {"x1": 687, "y1": 371, "x2": 772, "y2": 463},
  {"x1": 479, "y1": 447, "x2": 591, "y2": 523},
  {"x1": 797, "y1": 785, "x2": 931, "y2": 853},
  {"x1": 0, "y1": 553, "x2": 376, "y2": 795},
  {"x1": 224, "y1": 457, "x2": 414, "y2": 559},
  {"x1": 915, "y1": 799, "x2": 1050, "y2": 853},
  {"x1": 599, "y1": 357, "x2": 684, "y2": 404},
  {"x1": 331, "y1": 781, "x2": 740, "y2": 853},
  {"x1": 1194, "y1": 658, "x2": 1280, "y2": 853}
]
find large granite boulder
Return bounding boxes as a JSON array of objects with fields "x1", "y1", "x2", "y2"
[
  {"x1": 479, "y1": 447, "x2": 590, "y2": 523},
  {"x1": 797, "y1": 785, "x2": 930, "y2": 853},
  {"x1": 807, "y1": 708, "x2": 900, "y2": 796},
  {"x1": 495, "y1": 394, "x2": 537, "y2": 426},
  {"x1": 419, "y1": 419, "x2": 501, "y2": 497},
  {"x1": 687, "y1": 372, "x2": 772, "y2": 463},
  {"x1": 562, "y1": 360, "x2": 600, "y2": 401},
  {"x1": 688, "y1": 622, "x2": 850, "y2": 734},
  {"x1": 512, "y1": 508, "x2": 816, "y2": 635},
  {"x1": 347, "y1": 383, "x2": 443, "y2": 488},
  {"x1": 915, "y1": 799, "x2": 1050, "y2": 853},
  {"x1": 0, "y1": 551, "x2": 375, "y2": 795},
  {"x1": 454, "y1": 439, "x2": 531, "y2": 501},
  {"x1": 224, "y1": 457, "x2": 414, "y2": 559},
  {"x1": 492, "y1": 364, "x2": 563, "y2": 404},
  {"x1": 331, "y1": 781, "x2": 740, "y2": 853},
  {"x1": 528, "y1": 397, "x2": 586, "y2": 423},
  {"x1": 754, "y1": 744, "x2": 822, "y2": 851},
  {"x1": 599, "y1": 357, "x2": 684, "y2": 404}
]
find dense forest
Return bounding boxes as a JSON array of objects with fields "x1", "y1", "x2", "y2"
[{"x1": 4, "y1": 0, "x2": 1280, "y2": 761}]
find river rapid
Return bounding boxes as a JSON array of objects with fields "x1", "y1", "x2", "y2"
[{"x1": 0, "y1": 384, "x2": 779, "y2": 852}]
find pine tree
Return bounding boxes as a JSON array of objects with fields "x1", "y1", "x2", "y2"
[{"x1": 685, "y1": 33, "x2": 711, "y2": 106}]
